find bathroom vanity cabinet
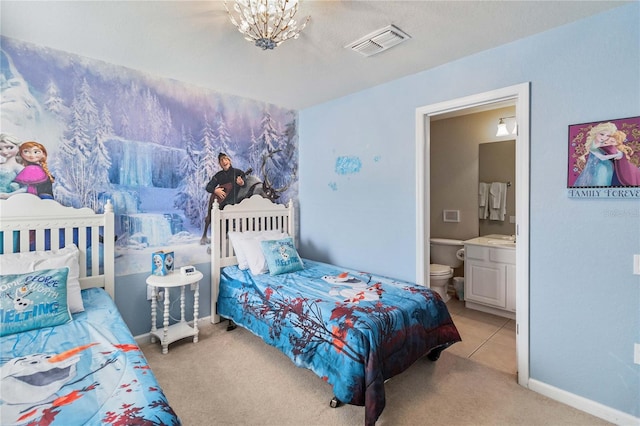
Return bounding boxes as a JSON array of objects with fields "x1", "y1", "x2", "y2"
[{"x1": 463, "y1": 235, "x2": 515, "y2": 319}]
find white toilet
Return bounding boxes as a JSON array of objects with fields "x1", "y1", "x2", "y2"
[{"x1": 429, "y1": 238, "x2": 465, "y2": 302}]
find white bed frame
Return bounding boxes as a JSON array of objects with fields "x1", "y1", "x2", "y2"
[
  {"x1": 210, "y1": 195, "x2": 294, "y2": 323},
  {"x1": 0, "y1": 193, "x2": 115, "y2": 298}
]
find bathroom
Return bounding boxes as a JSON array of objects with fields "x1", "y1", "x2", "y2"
[{"x1": 428, "y1": 105, "x2": 518, "y2": 374}]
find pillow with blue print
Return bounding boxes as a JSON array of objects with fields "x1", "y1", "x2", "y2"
[
  {"x1": 0, "y1": 267, "x2": 72, "y2": 337},
  {"x1": 0, "y1": 245, "x2": 83, "y2": 313},
  {"x1": 260, "y1": 237, "x2": 304, "y2": 276}
]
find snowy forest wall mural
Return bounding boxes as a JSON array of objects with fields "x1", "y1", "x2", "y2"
[{"x1": 1, "y1": 36, "x2": 299, "y2": 275}]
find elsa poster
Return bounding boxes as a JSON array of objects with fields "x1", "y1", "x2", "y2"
[
  {"x1": 568, "y1": 116, "x2": 640, "y2": 190},
  {"x1": 0, "y1": 36, "x2": 299, "y2": 275}
]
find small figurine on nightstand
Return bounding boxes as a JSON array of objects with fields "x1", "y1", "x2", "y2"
[
  {"x1": 151, "y1": 250, "x2": 175, "y2": 276},
  {"x1": 164, "y1": 253, "x2": 174, "y2": 272},
  {"x1": 152, "y1": 254, "x2": 164, "y2": 276}
]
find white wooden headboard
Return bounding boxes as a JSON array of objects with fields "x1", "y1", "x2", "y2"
[
  {"x1": 0, "y1": 193, "x2": 115, "y2": 298},
  {"x1": 210, "y1": 195, "x2": 294, "y2": 323}
]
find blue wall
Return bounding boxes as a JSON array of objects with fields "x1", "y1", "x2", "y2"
[{"x1": 299, "y1": 3, "x2": 639, "y2": 419}]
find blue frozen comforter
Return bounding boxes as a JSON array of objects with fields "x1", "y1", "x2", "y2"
[
  {"x1": 217, "y1": 259, "x2": 461, "y2": 425},
  {"x1": 0, "y1": 288, "x2": 180, "y2": 426}
]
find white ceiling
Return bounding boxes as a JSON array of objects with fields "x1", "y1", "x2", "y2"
[{"x1": 0, "y1": 1, "x2": 629, "y2": 110}]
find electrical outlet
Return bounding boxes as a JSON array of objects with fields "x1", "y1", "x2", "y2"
[
  {"x1": 633, "y1": 255, "x2": 640, "y2": 275},
  {"x1": 147, "y1": 286, "x2": 163, "y2": 302},
  {"x1": 635, "y1": 343, "x2": 640, "y2": 365},
  {"x1": 190, "y1": 283, "x2": 197, "y2": 291}
]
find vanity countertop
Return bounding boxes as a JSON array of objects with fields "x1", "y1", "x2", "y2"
[{"x1": 464, "y1": 234, "x2": 516, "y2": 249}]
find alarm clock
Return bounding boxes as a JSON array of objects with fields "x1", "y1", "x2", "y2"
[{"x1": 180, "y1": 265, "x2": 196, "y2": 275}]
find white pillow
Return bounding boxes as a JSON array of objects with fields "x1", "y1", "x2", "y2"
[
  {"x1": 0, "y1": 245, "x2": 84, "y2": 313},
  {"x1": 228, "y1": 231, "x2": 250, "y2": 269},
  {"x1": 235, "y1": 238, "x2": 270, "y2": 275},
  {"x1": 228, "y1": 231, "x2": 286, "y2": 271}
]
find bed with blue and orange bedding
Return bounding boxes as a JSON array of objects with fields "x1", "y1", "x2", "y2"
[
  {"x1": 1, "y1": 287, "x2": 179, "y2": 425},
  {"x1": 217, "y1": 259, "x2": 460, "y2": 425},
  {"x1": 210, "y1": 195, "x2": 460, "y2": 426}
]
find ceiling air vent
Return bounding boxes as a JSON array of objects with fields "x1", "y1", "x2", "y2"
[{"x1": 346, "y1": 24, "x2": 411, "y2": 57}]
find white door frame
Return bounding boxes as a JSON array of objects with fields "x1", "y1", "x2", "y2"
[{"x1": 415, "y1": 82, "x2": 530, "y2": 386}]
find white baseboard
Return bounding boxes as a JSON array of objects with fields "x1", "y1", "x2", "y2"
[
  {"x1": 528, "y1": 379, "x2": 639, "y2": 425},
  {"x1": 134, "y1": 333, "x2": 152, "y2": 345}
]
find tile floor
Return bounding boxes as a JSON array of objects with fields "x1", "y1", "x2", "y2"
[{"x1": 445, "y1": 296, "x2": 517, "y2": 376}]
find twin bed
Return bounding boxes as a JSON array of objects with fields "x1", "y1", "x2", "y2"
[
  {"x1": 210, "y1": 195, "x2": 461, "y2": 425},
  {"x1": 0, "y1": 194, "x2": 179, "y2": 425}
]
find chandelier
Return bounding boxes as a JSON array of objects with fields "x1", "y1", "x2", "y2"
[{"x1": 224, "y1": 0, "x2": 310, "y2": 50}]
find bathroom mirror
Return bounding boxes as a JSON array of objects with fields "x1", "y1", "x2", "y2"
[{"x1": 478, "y1": 140, "x2": 516, "y2": 236}]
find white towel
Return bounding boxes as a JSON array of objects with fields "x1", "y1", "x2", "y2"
[
  {"x1": 499, "y1": 183, "x2": 507, "y2": 220},
  {"x1": 489, "y1": 182, "x2": 507, "y2": 221},
  {"x1": 478, "y1": 182, "x2": 489, "y2": 219}
]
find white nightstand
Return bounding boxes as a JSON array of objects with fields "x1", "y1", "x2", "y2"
[{"x1": 146, "y1": 269, "x2": 203, "y2": 354}]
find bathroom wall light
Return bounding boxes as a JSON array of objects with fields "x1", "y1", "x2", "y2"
[
  {"x1": 496, "y1": 116, "x2": 517, "y2": 137},
  {"x1": 496, "y1": 118, "x2": 509, "y2": 137}
]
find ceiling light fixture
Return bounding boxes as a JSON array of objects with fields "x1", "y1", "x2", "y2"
[
  {"x1": 496, "y1": 116, "x2": 517, "y2": 137},
  {"x1": 224, "y1": 0, "x2": 310, "y2": 50}
]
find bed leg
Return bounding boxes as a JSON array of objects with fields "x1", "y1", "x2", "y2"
[
  {"x1": 329, "y1": 396, "x2": 342, "y2": 408},
  {"x1": 427, "y1": 347, "x2": 444, "y2": 361},
  {"x1": 226, "y1": 319, "x2": 237, "y2": 331}
]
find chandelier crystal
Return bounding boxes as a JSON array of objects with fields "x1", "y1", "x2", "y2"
[{"x1": 224, "y1": 0, "x2": 310, "y2": 50}]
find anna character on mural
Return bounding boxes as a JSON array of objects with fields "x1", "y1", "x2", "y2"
[
  {"x1": 14, "y1": 141, "x2": 55, "y2": 199},
  {"x1": 0, "y1": 133, "x2": 27, "y2": 199},
  {"x1": 601, "y1": 130, "x2": 640, "y2": 186},
  {"x1": 573, "y1": 122, "x2": 623, "y2": 187}
]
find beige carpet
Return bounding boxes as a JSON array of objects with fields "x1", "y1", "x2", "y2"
[{"x1": 140, "y1": 321, "x2": 610, "y2": 426}]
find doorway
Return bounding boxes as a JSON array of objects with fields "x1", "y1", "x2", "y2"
[{"x1": 414, "y1": 83, "x2": 530, "y2": 387}]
